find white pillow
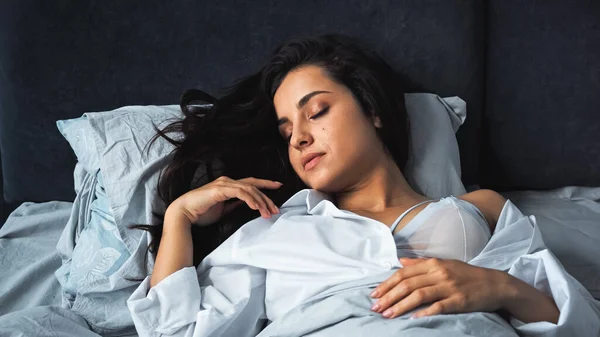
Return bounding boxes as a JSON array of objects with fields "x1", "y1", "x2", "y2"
[{"x1": 56, "y1": 93, "x2": 467, "y2": 234}]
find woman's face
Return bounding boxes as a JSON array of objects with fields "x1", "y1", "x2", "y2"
[{"x1": 273, "y1": 65, "x2": 385, "y2": 193}]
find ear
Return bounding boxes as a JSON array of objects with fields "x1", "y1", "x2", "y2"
[{"x1": 371, "y1": 113, "x2": 383, "y2": 128}]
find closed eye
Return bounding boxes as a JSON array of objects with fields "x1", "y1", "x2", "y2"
[
  {"x1": 312, "y1": 107, "x2": 329, "y2": 119},
  {"x1": 284, "y1": 107, "x2": 329, "y2": 143}
]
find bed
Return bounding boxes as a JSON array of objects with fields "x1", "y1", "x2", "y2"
[
  {"x1": 1, "y1": 1, "x2": 599, "y2": 336},
  {"x1": 2, "y1": 185, "x2": 600, "y2": 336}
]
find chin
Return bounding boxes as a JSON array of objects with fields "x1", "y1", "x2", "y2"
[{"x1": 301, "y1": 170, "x2": 337, "y2": 192}]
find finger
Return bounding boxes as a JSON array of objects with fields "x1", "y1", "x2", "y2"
[
  {"x1": 232, "y1": 178, "x2": 278, "y2": 218},
  {"x1": 399, "y1": 257, "x2": 428, "y2": 266},
  {"x1": 243, "y1": 185, "x2": 275, "y2": 218},
  {"x1": 248, "y1": 185, "x2": 280, "y2": 215},
  {"x1": 218, "y1": 186, "x2": 266, "y2": 217},
  {"x1": 265, "y1": 193, "x2": 280, "y2": 214},
  {"x1": 371, "y1": 262, "x2": 431, "y2": 298},
  {"x1": 372, "y1": 273, "x2": 439, "y2": 313},
  {"x1": 238, "y1": 177, "x2": 284, "y2": 190},
  {"x1": 262, "y1": 193, "x2": 280, "y2": 214},
  {"x1": 237, "y1": 179, "x2": 282, "y2": 215},
  {"x1": 221, "y1": 182, "x2": 271, "y2": 218},
  {"x1": 381, "y1": 285, "x2": 443, "y2": 319},
  {"x1": 411, "y1": 297, "x2": 461, "y2": 319},
  {"x1": 241, "y1": 185, "x2": 279, "y2": 214}
]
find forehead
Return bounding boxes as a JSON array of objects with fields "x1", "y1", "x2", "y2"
[{"x1": 273, "y1": 65, "x2": 336, "y2": 114}]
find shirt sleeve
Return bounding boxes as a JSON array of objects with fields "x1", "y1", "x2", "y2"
[
  {"x1": 127, "y1": 264, "x2": 267, "y2": 337},
  {"x1": 506, "y1": 250, "x2": 600, "y2": 336},
  {"x1": 468, "y1": 201, "x2": 600, "y2": 336}
]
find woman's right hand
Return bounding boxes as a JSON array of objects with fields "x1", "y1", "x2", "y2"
[{"x1": 169, "y1": 176, "x2": 283, "y2": 227}]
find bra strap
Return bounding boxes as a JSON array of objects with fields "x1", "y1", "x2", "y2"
[{"x1": 389, "y1": 199, "x2": 436, "y2": 233}]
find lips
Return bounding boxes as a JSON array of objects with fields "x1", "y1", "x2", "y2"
[{"x1": 302, "y1": 153, "x2": 325, "y2": 171}]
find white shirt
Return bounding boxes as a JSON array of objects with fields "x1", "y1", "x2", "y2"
[
  {"x1": 128, "y1": 188, "x2": 406, "y2": 336},
  {"x1": 127, "y1": 188, "x2": 598, "y2": 336}
]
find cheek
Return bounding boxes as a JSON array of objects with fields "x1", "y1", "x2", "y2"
[
  {"x1": 288, "y1": 148, "x2": 302, "y2": 170},
  {"x1": 321, "y1": 127, "x2": 331, "y2": 146},
  {"x1": 322, "y1": 125, "x2": 349, "y2": 154},
  {"x1": 329, "y1": 123, "x2": 373, "y2": 161}
]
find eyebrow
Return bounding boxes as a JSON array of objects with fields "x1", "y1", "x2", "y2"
[{"x1": 277, "y1": 90, "x2": 332, "y2": 126}]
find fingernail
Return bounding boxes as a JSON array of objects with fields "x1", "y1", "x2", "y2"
[
  {"x1": 382, "y1": 309, "x2": 393, "y2": 318},
  {"x1": 370, "y1": 290, "x2": 378, "y2": 298},
  {"x1": 274, "y1": 181, "x2": 283, "y2": 185},
  {"x1": 371, "y1": 303, "x2": 380, "y2": 311},
  {"x1": 410, "y1": 314, "x2": 418, "y2": 320}
]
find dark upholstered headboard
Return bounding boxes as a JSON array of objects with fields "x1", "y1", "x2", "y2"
[
  {"x1": 2, "y1": 0, "x2": 599, "y2": 225},
  {"x1": 481, "y1": 0, "x2": 600, "y2": 191},
  {"x1": 0, "y1": 0, "x2": 487, "y2": 223}
]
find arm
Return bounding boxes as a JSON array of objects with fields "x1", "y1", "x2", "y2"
[
  {"x1": 150, "y1": 201, "x2": 194, "y2": 288},
  {"x1": 374, "y1": 193, "x2": 600, "y2": 335},
  {"x1": 127, "y1": 203, "x2": 268, "y2": 337},
  {"x1": 461, "y1": 189, "x2": 560, "y2": 324},
  {"x1": 498, "y1": 271, "x2": 559, "y2": 324}
]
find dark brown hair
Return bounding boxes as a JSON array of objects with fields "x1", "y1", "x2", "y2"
[{"x1": 128, "y1": 34, "x2": 421, "y2": 278}]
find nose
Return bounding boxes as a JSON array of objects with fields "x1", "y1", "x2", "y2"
[{"x1": 289, "y1": 124, "x2": 313, "y2": 149}]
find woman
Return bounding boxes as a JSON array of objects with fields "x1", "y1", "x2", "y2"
[{"x1": 127, "y1": 34, "x2": 562, "y2": 336}]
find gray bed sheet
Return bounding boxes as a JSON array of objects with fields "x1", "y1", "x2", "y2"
[
  {"x1": 0, "y1": 201, "x2": 108, "y2": 336},
  {"x1": 501, "y1": 186, "x2": 600, "y2": 299},
  {"x1": 0, "y1": 199, "x2": 140, "y2": 336},
  {"x1": 0, "y1": 201, "x2": 69, "y2": 315}
]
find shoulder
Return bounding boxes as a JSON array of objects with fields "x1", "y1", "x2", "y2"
[{"x1": 457, "y1": 189, "x2": 507, "y2": 232}]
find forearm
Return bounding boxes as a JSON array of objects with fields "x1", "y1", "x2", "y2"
[
  {"x1": 150, "y1": 203, "x2": 194, "y2": 288},
  {"x1": 501, "y1": 272, "x2": 560, "y2": 324}
]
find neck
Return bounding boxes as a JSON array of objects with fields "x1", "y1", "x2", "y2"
[{"x1": 334, "y1": 156, "x2": 427, "y2": 213}]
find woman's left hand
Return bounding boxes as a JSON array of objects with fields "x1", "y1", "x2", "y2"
[{"x1": 370, "y1": 257, "x2": 511, "y2": 319}]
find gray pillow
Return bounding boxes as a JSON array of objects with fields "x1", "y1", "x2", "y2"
[
  {"x1": 55, "y1": 93, "x2": 467, "y2": 233},
  {"x1": 404, "y1": 93, "x2": 467, "y2": 198}
]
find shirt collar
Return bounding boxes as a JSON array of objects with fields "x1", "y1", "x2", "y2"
[
  {"x1": 280, "y1": 188, "x2": 335, "y2": 213},
  {"x1": 278, "y1": 188, "x2": 383, "y2": 228}
]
